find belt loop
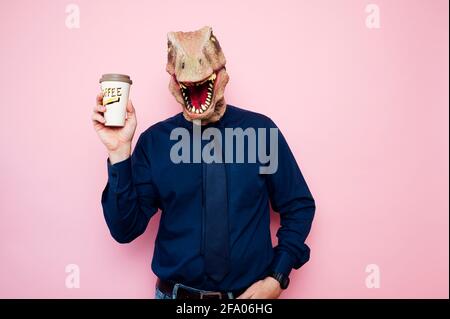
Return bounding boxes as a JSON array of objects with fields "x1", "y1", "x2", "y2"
[{"x1": 172, "y1": 283, "x2": 180, "y2": 299}]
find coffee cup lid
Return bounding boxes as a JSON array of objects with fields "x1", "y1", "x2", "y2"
[{"x1": 99, "y1": 74, "x2": 132, "y2": 84}]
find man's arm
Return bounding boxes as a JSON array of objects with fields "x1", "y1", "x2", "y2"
[
  {"x1": 266, "y1": 125, "x2": 316, "y2": 276},
  {"x1": 238, "y1": 120, "x2": 315, "y2": 299},
  {"x1": 101, "y1": 134, "x2": 159, "y2": 243},
  {"x1": 92, "y1": 93, "x2": 159, "y2": 243}
]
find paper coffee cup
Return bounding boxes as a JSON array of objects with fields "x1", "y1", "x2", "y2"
[{"x1": 99, "y1": 74, "x2": 132, "y2": 126}]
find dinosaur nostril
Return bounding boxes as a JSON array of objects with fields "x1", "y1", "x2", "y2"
[
  {"x1": 181, "y1": 62, "x2": 185, "y2": 69},
  {"x1": 198, "y1": 58, "x2": 202, "y2": 65}
]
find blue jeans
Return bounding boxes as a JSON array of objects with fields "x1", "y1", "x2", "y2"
[
  {"x1": 155, "y1": 287, "x2": 173, "y2": 299},
  {"x1": 155, "y1": 283, "x2": 235, "y2": 299}
]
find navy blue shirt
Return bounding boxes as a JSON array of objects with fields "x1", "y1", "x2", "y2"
[{"x1": 101, "y1": 105, "x2": 315, "y2": 291}]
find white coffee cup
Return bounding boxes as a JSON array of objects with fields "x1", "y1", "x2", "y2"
[{"x1": 99, "y1": 74, "x2": 132, "y2": 126}]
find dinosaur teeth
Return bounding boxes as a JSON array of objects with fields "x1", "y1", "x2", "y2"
[
  {"x1": 179, "y1": 72, "x2": 216, "y2": 114},
  {"x1": 198, "y1": 73, "x2": 216, "y2": 85}
]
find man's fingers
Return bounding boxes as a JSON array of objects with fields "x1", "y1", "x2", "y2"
[
  {"x1": 237, "y1": 292, "x2": 253, "y2": 299},
  {"x1": 237, "y1": 280, "x2": 264, "y2": 299},
  {"x1": 92, "y1": 112, "x2": 105, "y2": 124},
  {"x1": 126, "y1": 99, "x2": 135, "y2": 113},
  {"x1": 94, "y1": 103, "x2": 106, "y2": 113},
  {"x1": 94, "y1": 92, "x2": 107, "y2": 112},
  {"x1": 237, "y1": 288, "x2": 254, "y2": 299},
  {"x1": 96, "y1": 92, "x2": 104, "y2": 106}
]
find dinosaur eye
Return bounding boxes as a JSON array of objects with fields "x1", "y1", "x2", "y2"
[
  {"x1": 209, "y1": 31, "x2": 216, "y2": 42},
  {"x1": 181, "y1": 62, "x2": 185, "y2": 69},
  {"x1": 210, "y1": 33, "x2": 221, "y2": 51}
]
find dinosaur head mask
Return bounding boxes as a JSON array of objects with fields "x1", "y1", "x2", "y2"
[{"x1": 167, "y1": 26, "x2": 229, "y2": 123}]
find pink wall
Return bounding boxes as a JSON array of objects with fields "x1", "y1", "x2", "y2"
[{"x1": 0, "y1": 0, "x2": 448, "y2": 298}]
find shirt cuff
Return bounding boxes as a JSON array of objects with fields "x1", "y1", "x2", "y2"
[
  {"x1": 107, "y1": 157, "x2": 132, "y2": 192},
  {"x1": 270, "y1": 251, "x2": 295, "y2": 276}
]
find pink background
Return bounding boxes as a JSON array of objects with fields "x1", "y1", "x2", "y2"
[{"x1": 0, "y1": 0, "x2": 448, "y2": 298}]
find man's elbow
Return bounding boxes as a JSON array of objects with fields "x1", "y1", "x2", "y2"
[
  {"x1": 110, "y1": 230, "x2": 137, "y2": 244},
  {"x1": 302, "y1": 195, "x2": 316, "y2": 212},
  {"x1": 310, "y1": 197, "x2": 316, "y2": 212}
]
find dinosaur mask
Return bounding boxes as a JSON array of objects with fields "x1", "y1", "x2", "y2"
[{"x1": 167, "y1": 26, "x2": 229, "y2": 124}]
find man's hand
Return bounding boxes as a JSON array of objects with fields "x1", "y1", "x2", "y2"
[
  {"x1": 237, "y1": 277, "x2": 282, "y2": 299},
  {"x1": 92, "y1": 92, "x2": 137, "y2": 164}
]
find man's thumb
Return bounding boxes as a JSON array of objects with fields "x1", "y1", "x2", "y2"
[{"x1": 126, "y1": 99, "x2": 135, "y2": 114}]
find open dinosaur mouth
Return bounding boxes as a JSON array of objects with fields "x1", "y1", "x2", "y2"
[{"x1": 179, "y1": 73, "x2": 216, "y2": 114}]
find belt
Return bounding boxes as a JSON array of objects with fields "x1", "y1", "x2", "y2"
[{"x1": 156, "y1": 279, "x2": 246, "y2": 299}]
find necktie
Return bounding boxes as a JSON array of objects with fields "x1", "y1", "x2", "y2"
[{"x1": 203, "y1": 142, "x2": 230, "y2": 282}]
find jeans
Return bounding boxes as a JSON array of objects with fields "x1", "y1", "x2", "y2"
[
  {"x1": 155, "y1": 283, "x2": 236, "y2": 299},
  {"x1": 155, "y1": 287, "x2": 173, "y2": 299}
]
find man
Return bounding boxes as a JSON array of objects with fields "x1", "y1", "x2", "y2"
[{"x1": 92, "y1": 26, "x2": 315, "y2": 299}]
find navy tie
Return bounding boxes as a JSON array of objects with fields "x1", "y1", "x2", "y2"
[{"x1": 203, "y1": 154, "x2": 230, "y2": 282}]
